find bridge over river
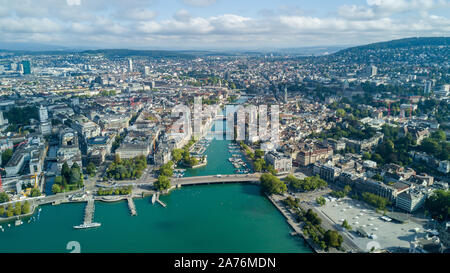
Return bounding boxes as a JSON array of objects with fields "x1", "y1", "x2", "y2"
[{"x1": 24, "y1": 173, "x2": 262, "y2": 206}]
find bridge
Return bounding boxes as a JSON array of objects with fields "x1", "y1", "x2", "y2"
[{"x1": 173, "y1": 173, "x2": 261, "y2": 186}]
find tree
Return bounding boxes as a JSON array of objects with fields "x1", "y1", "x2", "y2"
[
  {"x1": 425, "y1": 190, "x2": 449, "y2": 222},
  {"x1": 0, "y1": 191, "x2": 9, "y2": 203},
  {"x1": 420, "y1": 138, "x2": 439, "y2": 155},
  {"x1": 0, "y1": 206, "x2": 4, "y2": 216},
  {"x1": 159, "y1": 162, "x2": 173, "y2": 177},
  {"x1": 324, "y1": 230, "x2": 343, "y2": 248},
  {"x1": 14, "y1": 203, "x2": 22, "y2": 216},
  {"x1": 61, "y1": 162, "x2": 70, "y2": 183},
  {"x1": 114, "y1": 154, "x2": 121, "y2": 164},
  {"x1": 30, "y1": 188, "x2": 41, "y2": 197},
  {"x1": 54, "y1": 176, "x2": 63, "y2": 185},
  {"x1": 22, "y1": 201, "x2": 31, "y2": 214},
  {"x1": 336, "y1": 108, "x2": 346, "y2": 117},
  {"x1": 316, "y1": 196, "x2": 326, "y2": 206},
  {"x1": 155, "y1": 175, "x2": 171, "y2": 191},
  {"x1": 254, "y1": 158, "x2": 264, "y2": 172},
  {"x1": 260, "y1": 173, "x2": 287, "y2": 194},
  {"x1": 372, "y1": 174, "x2": 383, "y2": 181},
  {"x1": 431, "y1": 130, "x2": 446, "y2": 142},
  {"x1": 1, "y1": 149, "x2": 13, "y2": 167},
  {"x1": 69, "y1": 166, "x2": 81, "y2": 185},
  {"x1": 254, "y1": 149, "x2": 264, "y2": 158},
  {"x1": 342, "y1": 219, "x2": 352, "y2": 230},
  {"x1": 86, "y1": 162, "x2": 96, "y2": 177},
  {"x1": 52, "y1": 184, "x2": 62, "y2": 194},
  {"x1": 171, "y1": 149, "x2": 183, "y2": 163},
  {"x1": 343, "y1": 185, "x2": 352, "y2": 195}
]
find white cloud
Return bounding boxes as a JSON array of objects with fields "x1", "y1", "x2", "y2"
[
  {"x1": 67, "y1": 0, "x2": 81, "y2": 6},
  {"x1": 0, "y1": 0, "x2": 448, "y2": 48},
  {"x1": 181, "y1": 0, "x2": 217, "y2": 7}
]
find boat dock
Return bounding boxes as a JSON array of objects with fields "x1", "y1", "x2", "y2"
[
  {"x1": 74, "y1": 196, "x2": 101, "y2": 229},
  {"x1": 127, "y1": 197, "x2": 137, "y2": 216},
  {"x1": 156, "y1": 192, "x2": 167, "y2": 208}
]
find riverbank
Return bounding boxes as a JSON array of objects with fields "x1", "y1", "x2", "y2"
[{"x1": 265, "y1": 194, "x2": 324, "y2": 253}]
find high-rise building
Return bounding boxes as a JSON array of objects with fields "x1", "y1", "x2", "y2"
[
  {"x1": 39, "y1": 105, "x2": 48, "y2": 123},
  {"x1": 0, "y1": 111, "x2": 8, "y2": 126},
  {"x1": 21, "y1": 60, "x2": 31, "y2": 75},
  {"x1": 371, "y1": 65, "x2": 377, "y2": 77},
  {"x1": 284, "y1": 86, "x2": 288, "y2": 102},
  {"x1": 424, "y1": 80, "x2": 432, "y2": 94},
  {"x1": 128, "y1": 58, "x2": 133, "y2": 73},
  {"x1": 144, "y1": 66, "x2": 150, "y2": 76}
]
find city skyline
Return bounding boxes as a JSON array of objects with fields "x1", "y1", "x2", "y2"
[{"x1": 0, "y1": 0, "x2": 449, "y2": 50}]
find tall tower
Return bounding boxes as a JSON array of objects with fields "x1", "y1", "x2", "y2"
[
  {"x1": 39, "y1": 105, "x2": 48, "y2": 123},
  {"x1": 284, "y1": 86, "x2": 288, "y2": 103},
  {"x1": 424, "y1": 81, "x2": 432, "y2": 94},
  {"x1": 21, "y1": 60, "x2": 31, "y2": 75},
  {"x1": 128, "y1": 58, "x2": 133, "y2": 73}
]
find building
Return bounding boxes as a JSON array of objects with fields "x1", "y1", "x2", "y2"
[
  {"x1": 144, "y1": 66, "x2": 150, "y2": 76},
  {"x1": 128, "y1": 58, "x2": 133, "y2": 73},
  {"x1": 39, "y1": 105, "x2": 48, "y2": 123},
  {"x1": 396, "y1": 189, "x2": 427, "y2": 213},
  {"x1": 297, "y1": 145, "x2": 333, "y2": 166},
  {"x1": 21, "y1": 60, "x2": 31, "y2": 75},
  {"x1": 343, "y1": 132, "x2": 384, "y2": 152},
  {"x1": 313, "y1": 163, "x2": 341, "y2": 182},
  {"x1": 86, "y1": 135, "x2": 114, "y2": 155},
  {"x1": 265, "y1": 151, "x2": 292, "y2": 174},
  {"x1": 438, "y1": 161, "x2": 450, "y2": 174},
  {"x1": 71, "y1": 116, "x2": 101, "y2": 140},
  {"x1": 115, "y1": 143, "x2": 150, "y2": 159},
  {"x1": 4, "y1": 136, "x2": 46, "y2": 178},
  {"x1": 0, "y1": 111, "x2": 8, "y2": 126},
  {"x1": 424, "y1": 80, "x2": 432, "y2": 94},
  {"x1": 56, "y1": 128, "x2": 82, "y2": 173}
]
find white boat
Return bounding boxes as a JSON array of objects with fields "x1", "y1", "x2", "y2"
[
  {"x1": 151, "y1": 193, "x2": 156, "y2": 205},
  {"x1": 15, "y1": 220, "x2": 23, "y2": 226},
  {"x1": 73, "y1": 223, "x2": 101, "y2": 229}
]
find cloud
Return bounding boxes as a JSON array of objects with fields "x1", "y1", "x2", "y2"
[
  {"x1": 67, "y1": 0, "x2": 81, "y2": 6},
  {"x1": 181, "y1": 0, "x2": 217, "y2": 7},
  {"x1": 0, "y1": 0, "x2": 448, "y2": 49}
]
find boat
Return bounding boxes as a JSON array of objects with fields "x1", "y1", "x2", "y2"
[
  {"x1": 73, "y1": 223, "x2": 101, "y2": 229},
  {"x1": 15, "y1": 219, "x2": 23, "y2": 226},
  {"x1": 151, "y1": 193, "x2": 156, "y2": 205}
]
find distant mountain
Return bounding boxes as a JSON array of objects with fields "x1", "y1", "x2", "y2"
[
  {"x1": 334, "y1": 37, "x2": 449, "y2": 55},
  {"x1": 80, "y1": 49, "x2": 198, "y2": 59},
  {"x1": 0, "y1": 42, "x2": 72, "y2": 51}
]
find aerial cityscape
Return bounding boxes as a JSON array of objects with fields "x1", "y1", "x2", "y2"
[{"x1": 0, "y1": 0, "x2": 449, "y2": 259}]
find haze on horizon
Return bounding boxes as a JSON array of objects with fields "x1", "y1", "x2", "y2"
[{"x1": 0, "y1": 0, "x2": 449, "y2": 50}]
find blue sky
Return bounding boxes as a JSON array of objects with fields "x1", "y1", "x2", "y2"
[{"x1": 0, "y1": 0, "x2": 448, "y2": 49}]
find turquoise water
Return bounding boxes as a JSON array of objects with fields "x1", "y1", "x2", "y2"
[
  {"x1": 184, "y1": 121, "x2": 251, "y2": 177},
  {"x1": 0, "y1": 97, "x2": 311, "y2": 253},
  {"x1": 0, "y1": 184, "x2": 312, "y2": 253}
]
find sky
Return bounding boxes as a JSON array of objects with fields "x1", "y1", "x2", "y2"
[{"x1": 0, "y1": 0, "x2": 449, "y2": 50}]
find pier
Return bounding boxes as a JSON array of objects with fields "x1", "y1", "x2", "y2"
[
  {"x1": 156, "y1": 192, "x2": 167, "y2": 208},
  {"x1": 74, "y1": 196, "x2": 101, "y2": 229},
  {"x1": 127, "y1": 197, "x2": 137, "y2": 216}
]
